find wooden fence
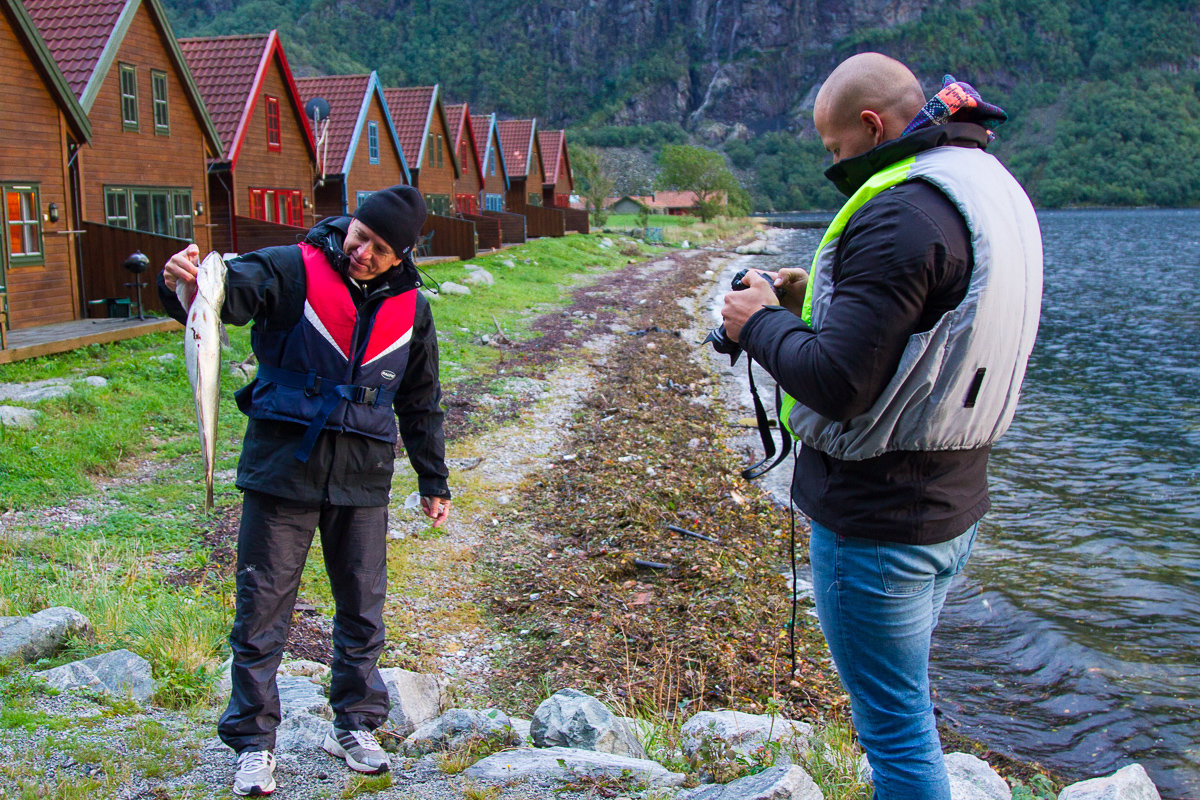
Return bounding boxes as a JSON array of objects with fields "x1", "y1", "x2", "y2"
[
  {"x1": 559, "y1": 207, "x2": 590, "y2": 234},
  {"x1": 234, "y1": 216, "x2": 309, "y2": 253},
  {"x1": 420, "y1": 213, "x2": 476, "y2": 261},
  {"x1": 78, "y1": 222, "x2": 190, "y2": 315},
  {"x1": 523, "y1": 205, "x2": 566, "y2": 238},
  {"x1": 459, "y1": 213, "x2": 502, "y2": 251},
  {"x1": 482, "y1": 210, "x2": 526, "y2": 244}
]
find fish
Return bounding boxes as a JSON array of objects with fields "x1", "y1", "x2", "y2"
[{"x1": 176, "y1": 251, "x2": 227, "y2": 513}]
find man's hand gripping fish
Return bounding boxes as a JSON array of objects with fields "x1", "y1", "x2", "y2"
[{"x1": 176, "y1": 251, "x2": 227, "y2": 512}]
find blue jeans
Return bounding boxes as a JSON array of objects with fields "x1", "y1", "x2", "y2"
[{"x1": 809, "y1": 520, "x2": 979, "y2": 800}]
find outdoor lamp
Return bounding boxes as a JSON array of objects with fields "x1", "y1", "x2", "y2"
[
  {"x1": 194, "y1": 201, "x2": 205, "y2": 216},
  {"x1": 47, "y1": 202, "x2": 59, "y2": 223}
]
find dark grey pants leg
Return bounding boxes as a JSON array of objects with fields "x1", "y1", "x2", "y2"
[
  {"x1": 320, "y1": 503, "x2": 390, "y2": 731},
  {"x1": 219, "y1": 490, "x2": 318, "y2": 753}
]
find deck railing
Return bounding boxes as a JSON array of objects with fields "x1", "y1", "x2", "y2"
[
  {"x1": 482, "y1": 210, "x2": 527, "y2": 244},
  {"x1": 234, "y1": 216, "x2": 309, "y2": 252},
  {"x1": 523, "y1": 205, "x2": 566, "y2": 238},
  {"x1": 78, "y1": 222, "x2": 190, "y2": 315},
  {"x1": 420, "y1": 214, "x2": 477, "y2": 260},
  {"x1": 459, "y1": 213, "x2": 502, "y2": 251}
]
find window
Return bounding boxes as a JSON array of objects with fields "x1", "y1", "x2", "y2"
[
  {"x1": 103, "y1": 186, "x2": 191, "y2": 239},
  {"x1": 426, "y1": 133, "x2": 435, "y2": 168},
  {"x1": 527, "y1": 193, "x2": 542, "y2": 207},
  {"x1": 437, "y1": 134, "x2": 444, "y2": 168},
  {"x1": 2, "y1": 184, "x2": 43, "y2": 265},
  {"x1": 249, "y1": 188, "x2": 304, "y2": 226},
  {"x1": 151, "y1": 70, "x2": 169, "y2": 135},
  {"x1": 485, "y1": 193, "x2": 503, "y2": 211},
  {"x1": 490, "y1": 151, "x2": 496, "y2": 176},
  {"x1": 367, "y1": 121, "x2": 379, "y2": 164},
  {"x1": 355, "y1": 190, "x2": 374, "y2": 209},
  {"x1": 119, "y1": 64, "x2": 138, "y2": 131},
  {"x1": 265, "y1": 96, "x2": 281, "y2": 151},
  {"x1": 423, "y1": 194, "x2": 450, "y2": 216}
]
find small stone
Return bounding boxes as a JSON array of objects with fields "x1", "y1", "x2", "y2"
[
  {"x1": 465, "y1": 268, "x2": 495, "y2": 286},
  {"x1": 0, "y1": 406, "x2": 40, "y2": 428},
  {"x1": 81, "y1": 376, "x2": 108, "y2": 388},
  {"x1": 403, "y1": 708, "x2": 518, "y2": 755},
  {"x1": 381, "y1": 667, "x2": 442, "y2": 737},
  {"x1": 531, "y1": 688, "x2": 645, "y2": 759},
  {"x1": 0, "y1": 607, "x2": 93, "y2": 662},
  {"x1": 440, "y1": 281, "x2": 472, "y2": 296},
  {"x1": 36, "y1": 648, "x2": 156, "y2": 703},
  {"x1": 465, "y1": 746, "x2": 684, "y2": 788},
  {"x1": 679, "y1": 764, "x2": 822, "y2": 800}
]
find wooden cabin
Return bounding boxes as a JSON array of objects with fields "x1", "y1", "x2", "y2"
[
  {"x1": 294, "y1": 72, "x2": 409, "y2": 220},
  {"x1": 471, "y1": 112, "x2": 509, "y2": 212},
  {"x1": 179, "y1": 31, "x2": 317, "y2": 254},
  {"x1": 538, "y1": 128, "x2": 573, "y2": 208},
  {"x1": 23, "y1": 0, "x2": 222, "y2": 316},
  {"x1": 382, "y1": 85, "x2": 458, "y2": 217},
  {"x1": 496, "y1": 118, "x2": 547, "y2": 212},
  {"x1": 0, "y1": 0, "x2": 91, "y2": 334},
  {"x1": 444, "y1": 102, "x2": 483, "y2": 215}
]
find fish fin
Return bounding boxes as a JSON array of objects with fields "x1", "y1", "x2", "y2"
[{"x1": 219, "y1": 322, "x2": 230, "y2": 348}]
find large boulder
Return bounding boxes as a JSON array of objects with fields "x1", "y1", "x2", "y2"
[
  {"x1": 275, "y1": 712, "x2": 332, "y2": 752},
  {"x1": 859, "y1": 752, "x2": 1010, "y2": 800},
  {"x1": 403, "y1": 708, "x2": 518, "y2": 755},
  {"x1": 276, "y1": 674, "x2": 332, "y2": 720},
  {"x1": 679, "y1": 765, "x2": 824, "y2": 800},
  {"x1": 35, "y1": 648, "x2": 156, "y2": 703},
  {"x1": 681, "y1": 710, "x2": 813, "y2": 765},
  {"x1": 531, "y1": 688, "x2": 644, "y2": 758},
  {"x1": 1058, "y1": 764, "x2": 1162, "y2": 800},
  {"x1": 945, "y1": 753, "x2": 1009, "y2": 800},
  {"x1": 464, "y1": 746, "x2": 686, "y2": 789},
  {"x1": 0, "y1": 607, "x2": 93, "y2": 662},
  {"x1": 380, "y1": 667, "x2": 441, "y2": 737}
]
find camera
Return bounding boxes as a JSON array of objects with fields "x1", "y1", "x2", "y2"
[{"x1": 703, "y1": 269, "x2": 777, "y2": 364}]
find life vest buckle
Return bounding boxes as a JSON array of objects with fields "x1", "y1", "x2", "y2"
[
  {"x1": 303, "y1": 370, "x2": 323, "y2": 397},
  {"x1": 352, "y1": 386, "x2": 379, "y2": 405}
]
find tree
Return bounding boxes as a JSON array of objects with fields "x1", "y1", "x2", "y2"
[
  {"x1": 655, "y1": 144, "x2": 744, "y2": 221},
  {"x1": 573, "y1": 146, "x2": 615, "y2": 227}
]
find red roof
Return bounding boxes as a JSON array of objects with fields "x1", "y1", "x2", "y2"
[
  {"x1": 295, "y1": 73, "x2": 371, "y2": 174},
  {"x1": 496, "y1": 119, "x2": 535, "y2": 179},
  {"x1": 537, "y1": 129, "x2": 564, "y2": 183},
  {"x1": 22, "y1": 0, "x2": 124, "y2": 99},
  {"x1": 179, "y1": 31, "x2": 315, "y2": 167},
  {"x1": 470, "y1": 113, "x2": 492, "y2": 167},
  {"x1": 382, "y1": 86, "x2": 434, "y2": 169},
  {"x1": 178, "y1": 34, "x2": 266, "y2": 156}
]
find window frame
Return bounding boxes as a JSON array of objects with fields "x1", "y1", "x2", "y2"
[
  {"x1": 103, "y1": 186, "x2": 192, "y2": 240},
  {"x1": 265, "y1": 95, "x2": 281, "y2": 151},
  {"x1": 151, "y1": 70, "x2": 169, "y2": 135},
  {"x1": 367, "y1": 121, "x2": 379, "y2": 164},
  {"x1": 119, "y1": 63, "x2": 139, "y2": 131},
  {"x1": 2, "y1": 183, "x2": 44, "y2": 267}
]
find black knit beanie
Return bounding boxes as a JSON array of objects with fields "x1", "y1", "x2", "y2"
[{"x1": 352, "y1": 185, "x2": 427, "y2": 256}]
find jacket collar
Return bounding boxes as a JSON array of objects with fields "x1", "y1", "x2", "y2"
[
  {"x1": 306, "y1": 215, "x2": 421, "y2": 295},
  {"x1": 824, "y1": 122, "x2": 991, "y2": 197}
]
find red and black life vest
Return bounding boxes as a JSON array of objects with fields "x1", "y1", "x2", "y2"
[{"x1": 239, "y1": 243, "x2": 419, "y2": 461}]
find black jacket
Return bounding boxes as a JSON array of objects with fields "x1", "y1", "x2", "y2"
[
  {"x1": 740, "y1": 125, "x2": 993, "y2": 544},
  {"x1": 158, "y1": 217, "x2": 449, "y2": 507}
]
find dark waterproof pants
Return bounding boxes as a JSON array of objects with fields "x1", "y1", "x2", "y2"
[{"x1": 218, "y1": 490, "x2": 390, "y2": 753}]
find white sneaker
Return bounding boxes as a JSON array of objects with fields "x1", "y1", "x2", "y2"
[
  {"x1": 322, "y1": 728, "x2": 390, "y2": 774},
  {"x1": 233, "y1": 749, "x2": 276, "y2": 796}
]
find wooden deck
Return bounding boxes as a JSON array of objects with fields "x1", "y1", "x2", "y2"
[{"x1": 0, "y1": 316, "x2": 180, "y2": 365}]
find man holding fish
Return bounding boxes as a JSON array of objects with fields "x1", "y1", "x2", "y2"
[{"x1": 161, "y1": 185, "x2": 451, "y2": 796}]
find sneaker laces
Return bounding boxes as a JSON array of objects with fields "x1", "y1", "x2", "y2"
[
  {"x1": 238, "y1": 750, "x2": 274, "y2": 769},
  {"x1": 347, "y1": 730, "x2": 382, "y2": 752}
]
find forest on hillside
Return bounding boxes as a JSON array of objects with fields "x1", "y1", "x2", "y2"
[{"x1": 163, "y1": 0, "x2": 1200, "y2": 210}]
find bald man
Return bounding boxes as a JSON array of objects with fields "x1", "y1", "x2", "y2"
[{"x1": 722, "y1": 54, "x2": 1042, "y2": 799}]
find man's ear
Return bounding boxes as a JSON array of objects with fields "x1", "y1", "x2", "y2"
[{"x1": 860, "y1": 110, "x2": 886, "y2": 146}]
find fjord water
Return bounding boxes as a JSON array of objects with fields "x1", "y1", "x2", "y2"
[{"x1": 764, "y1": 209, "x2": 1200, "y2": 798}]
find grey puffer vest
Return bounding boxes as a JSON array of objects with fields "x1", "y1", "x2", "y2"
[{"x1": 783, "y1": 145, "x2": 1043, "y2": 459}]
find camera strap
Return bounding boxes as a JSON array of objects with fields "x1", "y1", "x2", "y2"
[{"x1": 741, "y1": 358, "x2": 793, "y2": 480}]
